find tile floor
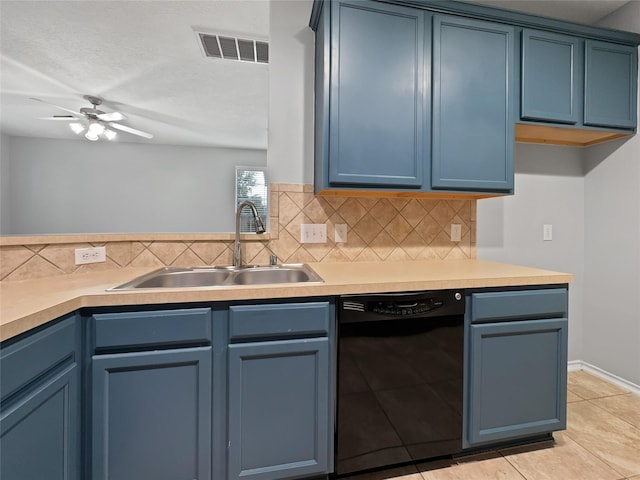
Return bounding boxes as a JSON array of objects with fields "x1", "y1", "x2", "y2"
[{"x1": 344, "y1": 371, "x2": 640, "y2": 480}]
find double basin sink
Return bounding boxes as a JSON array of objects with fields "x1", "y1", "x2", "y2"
[{"x1": 109, "y1": 264, "x2": 323, "y2": 290}]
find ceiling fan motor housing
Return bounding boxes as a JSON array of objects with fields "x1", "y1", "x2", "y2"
[{"x1": 80, "y1": 107, "x2": 105, "y2": 119}]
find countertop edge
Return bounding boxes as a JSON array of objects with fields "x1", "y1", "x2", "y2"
[{"x1": 0, "y1": 260, "x2": 573, "y2": 342}]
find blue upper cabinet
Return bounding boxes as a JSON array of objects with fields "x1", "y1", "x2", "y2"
[
  {"x1": 521, "y1": 30, "x2": 581, "y2": 124},
  {"x1": 584, "y1": 40, "x2": 638, "y2": 129},
  {"x1": 326, "y1": 0, "x2": 427, "y2": 188},
  {"x1": 519, "y1": 31, "x2": 638, "y2": 133},
  {"x1": 311, "y1": 1, "x2": 640, "y2": 182},
  {"x1": 431, "y1": 15, "x2": 515, "y2": 192}
]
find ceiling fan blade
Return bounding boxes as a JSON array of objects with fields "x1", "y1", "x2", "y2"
[
  {"x1": 38, "y1": 115, "x2": 76, "y2": 121},
  {"x1": 108, "y1": 122, "x2": 153, "y2": 139},
  {"x1": 97, "y1": 111, "x2": 126, "y2": 122},
  {"x1": 30, "y1": 97, "x2": 81, "y2": 117}
]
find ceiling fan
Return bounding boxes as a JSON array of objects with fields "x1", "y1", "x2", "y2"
[{"x1": 31, "y1": 95, "x2": 153, "y2": 141}]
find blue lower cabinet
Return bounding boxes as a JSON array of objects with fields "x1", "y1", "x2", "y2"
[
  {"x1": 1, "y1": 365, "x2": 79, "y2": 480},
  {"x1": 466, "y1": 318, "x2": 568, "y2": 447},
  {"x1": 91, "y1": 347, "x2": 212, "y2": 480},
  {"x1": 0, "y1": 315, "x2": 80, "y2": 480},
  {"x1": 228, "y1": 338, "x2": 332, "y2": 480}
]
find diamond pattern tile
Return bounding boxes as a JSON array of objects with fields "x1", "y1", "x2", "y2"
[{"x1": 1, "y1": 184, "x2": 477, "y2": 281}]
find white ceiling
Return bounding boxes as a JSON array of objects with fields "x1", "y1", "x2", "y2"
[
  {"x1": 0, "y1": 0, "x2": 269, "y2": 149},
  {"x1": 0, "y1": 0, "x2": 632, "y2": 149},
  {"x1": 467, "y1": 0, "x2": 631, "y2": 25}
]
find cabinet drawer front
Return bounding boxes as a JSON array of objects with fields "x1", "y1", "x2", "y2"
[
  {"x1": 471, "y1": 289, "x2": 567, "y2": 322},
  {"x1": 93, "y1": 308, "x2": 212, "y2": 351},
  {"x1": 1, "y1": 315, "x2": 77, "y2": 402},
  {"x1": 229, "y1": 302, "x2": 330, "y2": 340}
]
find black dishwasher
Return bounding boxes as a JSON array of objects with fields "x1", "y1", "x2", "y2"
[{"x1": 336, "y1": 290, "x2": 465, "y2": 476}]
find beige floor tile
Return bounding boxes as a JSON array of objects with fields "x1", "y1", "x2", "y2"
[
  {"x1": 565, "y1": 401, "x2": 640, "y2": 477},
  {"x1": 499, "y1": 431, "x2": 622, "y2": 480},
  {"x1": 418, "y1": 452, "x2": 525, "y2": 480},
  {"x1": 567, "y1": 389, "x2": 585, "y2": 403},
  {"x1": 590, "y1": 394, "x2": 640, "y2": 430},
  {"x1": 568, "y1": 371, "x2": 629, "y2": 399},
  {"x1": 347, "y1": 465, "x2": 423, "y2": 480}
]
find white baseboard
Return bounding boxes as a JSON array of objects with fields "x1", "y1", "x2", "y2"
[{"x1": 568, "y1": 360, "x2": 640, "y2": 396}]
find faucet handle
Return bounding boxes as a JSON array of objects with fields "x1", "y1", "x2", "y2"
[{"x1": 269, "y1": 254, "x2": 278, "y2": 266}]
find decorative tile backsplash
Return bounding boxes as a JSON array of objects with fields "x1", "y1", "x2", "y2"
[{"x1": 0, "y1": 184, "x2": 476, "y2": 281}]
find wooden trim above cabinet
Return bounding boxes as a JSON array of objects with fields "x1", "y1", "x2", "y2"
[
  {"x1": 515, "y1": 123, "x2": 631, "y2": 147},
  {"x1": 316, "y1": 189, "x2": 504, "y2": 200}
]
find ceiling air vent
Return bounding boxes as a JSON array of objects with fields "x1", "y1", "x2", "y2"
[{"x1": 198, "y1": 33, "x2": 269, "y2": 64}]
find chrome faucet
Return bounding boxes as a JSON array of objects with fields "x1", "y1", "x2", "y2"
[{"x1": 234, "y1": 200, "x2": 266, "y2": 267}]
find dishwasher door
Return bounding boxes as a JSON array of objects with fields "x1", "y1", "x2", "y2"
[{"x1": 336, "y1": 291, "x2": 465, "y2": 475}]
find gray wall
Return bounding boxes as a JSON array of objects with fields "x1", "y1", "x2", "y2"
[
  {"x1": 477, "y1": 144, "x2": 586, "y2": 362},
  {"x1": 583, "y1": 0, "x2": 640, "y2": 388},
  {"x1": 1, "y1": 133, "x2": 11, "y2": 233},
  {"x1": 583, "y1": 135, "x2": 640, "y2": 386},
  {"x1": 1, "y1": 135, "x2": 266, "y2": 234},
  {"x1": 269, "y1": 0, "x2": 315, "y2": 185}
]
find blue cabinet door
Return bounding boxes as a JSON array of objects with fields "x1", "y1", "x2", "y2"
[
  {"x1": 92, "y1": 347, "x2": 212, "y2": 480},
  {"x1": 328, "y1": 0, "x2": 427, "y2": 188},
  {"x1": 228, "y1": 338, "x2": 331, "y2": 480},
  {"x1": 1, "y1": 365, "x2": 79, "y2": 480},
  {"x1": 584, "y1": 40, "x2": 638, "y2": 129},
  {"x1": 432, "y1": 15, "x2": 515, "y2": 192},
  {"x1": 0, "y1": 315, "x2": 80, "y2": 480},
  {"x1": 521, "y1": 30, "x2": 581, "y2": 124},
  {"x1": 466, "y1": 318, "x2": 568, "y2": 447}
]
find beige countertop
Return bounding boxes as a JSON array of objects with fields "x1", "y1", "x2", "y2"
[{"x1": 0, "y1": 259, "x2": 572, "y2": 342}]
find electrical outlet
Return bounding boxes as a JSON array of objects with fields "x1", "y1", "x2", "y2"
[
  {"x1": 335, "y1": 224, "x2": 348, "y2": 243},
  {"x1": 300, "y1": 224, "x2": 327, "y2": 243},
  {"x1": 75, "y1": 246, "x2": 106, "y2": 265},
  {"x1": 543, "y1": 224, "x2": 553, "y2": 241},
  {"x1": 450, "y1": 224, "x2": 462, "y2": 242}
]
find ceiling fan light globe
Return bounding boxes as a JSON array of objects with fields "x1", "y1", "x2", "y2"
[
  {"x1": 89, "y1": 122, "x2": 105, "y2": 135},
  {"x1": 69, "y1": 122, "x2": 85, "y2": 134},
  {"x1": 85, "y1": 131, "x2": 99, "y2": 141},
  {"x1": 104, "y1": 129, "x2": 117, "y2": 141}
]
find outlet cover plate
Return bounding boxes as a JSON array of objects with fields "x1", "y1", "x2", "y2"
[{"x1": 75, "y1": 246, "x2": 107, "y2": 265}]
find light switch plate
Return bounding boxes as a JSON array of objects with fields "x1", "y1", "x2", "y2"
[
  {"x1": 300, "y1": 224, "x2": 327, "y2": 243},
  {"x1": 543, "y1": 224, "x2": 553, "y2": 241},
  {"x1": 335, "y1": 224, "x2": 348, "y2": 243},
  {"x1": 450, "y1": 224, "x2": 462, "y2": 242}
]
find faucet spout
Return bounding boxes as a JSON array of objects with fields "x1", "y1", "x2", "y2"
[{"x1": 234, "y1": 201, "x2": 266, "y2": 267}]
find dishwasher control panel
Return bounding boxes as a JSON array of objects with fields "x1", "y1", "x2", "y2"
[{"x1": 340, "y1": 290, "x2": 465, "y2": 322}]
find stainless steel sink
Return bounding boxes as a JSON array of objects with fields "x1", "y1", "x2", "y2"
[
  {"x1": 233, "y1": 267, "x2": 315, "y2": 285},
  {"x1": 108, "y1": 264, "x2": 323, "y2": 290}
]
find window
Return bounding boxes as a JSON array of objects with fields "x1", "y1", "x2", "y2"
[{"x1": 235, "y1": 167, "x2": 268, "y2": 233}]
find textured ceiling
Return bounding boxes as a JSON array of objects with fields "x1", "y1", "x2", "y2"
[
  {"x1": 0, "y1": 1, "x2": 269, "y2": 149},
  {"x1": 0, "y1": 0, "x2": 632, "y2": 148}
]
